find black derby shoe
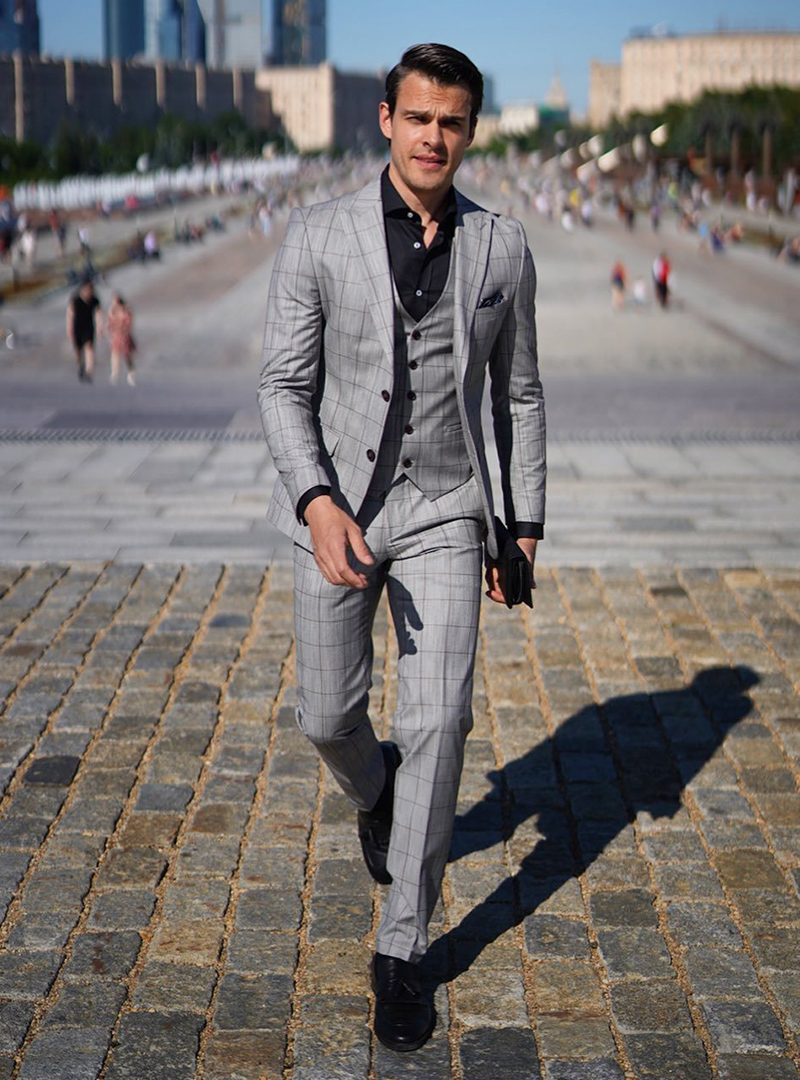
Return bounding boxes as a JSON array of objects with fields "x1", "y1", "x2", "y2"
[
  {"x1": 358, "y1": 742, "x2": 401, "y2": 885},
  {"x1": 372, "y1": 952, "x2": 435, "y2": 1052}
]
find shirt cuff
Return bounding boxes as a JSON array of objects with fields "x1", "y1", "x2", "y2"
[
  {"x1": 296, "y1": 486, "x2": 332, "y2": 525},
  {"x1": 514, "y1": 522, "x2": 544, "y2": 540}
]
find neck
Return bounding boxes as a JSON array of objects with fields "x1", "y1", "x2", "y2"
[{"x1": 387, "y1": 162, "x2": 452, "y2": 226}]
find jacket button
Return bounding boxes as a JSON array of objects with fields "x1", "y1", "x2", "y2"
[
  {"x1": 411, "y1": 329, "x2": 421, "y2": 340},
  {"x1": 366, "y1": 449, "x2": 375, "y2": 462},
  {"x1": 407, "y1": 391, "x2": 416, "y2": 400},
  {"x1": 409, "y1": 360, "x2": 418, "y2": 369},
  {"x1": 405, "y1": 424, "x2": 414, "y2": 435},
  {"x1": 381, "y1": 390, "x2": 390, "y2": 401},
  {"x1": 402, "y1": 458, "x2": 413, "y2": 469}
]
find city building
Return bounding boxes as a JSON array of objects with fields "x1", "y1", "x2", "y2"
[
  {"x1": 590, "y1": 29, "x2": 800, "y2": 124},
  {"x1": 144, "y1": 0, "x2": 205, "y2": 63},
  {"x1": 540, "y1": 69, "x2": 570, "y2": 124},
  {"x1": 197, "y1": 0, "x2": 263, "y2": 69},
  {"x1": 588, "y1": 61, "x2": 621, "y2": 128},
  {"x1": 498, "y1": 102, "x2": 539, "y2": 137},
  {"x1": 271, "y1": 0, "x2": 325, "y2": 65},
  {"x1": 255, "y1": 62, "x2": 382, "y2": 152},
  {"x1": 0, "y1": 0, "x2": 39, "y2": 54},
  {"x1": 1, "y1": 53, "x2": 263, "y2": 143},
  {"x1": 103, "y1": 0, "x2": 145, "y2": 61}
]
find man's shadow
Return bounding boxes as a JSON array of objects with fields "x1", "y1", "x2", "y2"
[{"x1": 424, "y1": 664, "x2": 759, "y2": 985}]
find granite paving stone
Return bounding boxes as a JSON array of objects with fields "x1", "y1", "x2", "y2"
[
  {"x1": 16, "y1": 1027, "x2": 110, "y2": 1080},
  {"x1": 105, "y1": 1011, "x2": 205, "y2": 1080},
  {"x1": 0, "y1": 556, "x2": 798, "y2": 1078},
  {"x1": 701, "y1": 1000, "x2": 788, "y2": 1054}
]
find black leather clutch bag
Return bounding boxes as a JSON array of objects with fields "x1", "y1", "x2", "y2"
[{"x1": 494, "y1": 518, "x2": 533, "y2": 609}]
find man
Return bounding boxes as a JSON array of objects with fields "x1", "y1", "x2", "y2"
[
  {"x1": 259, "y1": 43, "x2": 545, "y2": 1052},
  {"x1": 66, "y1": 276, "x2": 102, "y2": 383}
]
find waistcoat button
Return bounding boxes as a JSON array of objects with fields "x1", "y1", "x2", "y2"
[
  {"x1": 408, "y1": 360, "x2": 418, "y2": 369},
  {"x1": 402, "y1": 458, "x2": 413, "y2": 469},
  {"x1": 407, "y1": 391, "x2": 416, "y2": 400},
  {"x1": 366, "y1": 449, "x2": 375, "y2": 462},
  {"x1": 405, "y1": 425, "x2": 414, "y2": 435},
  {"x1": 411, "y1": 329, "x2": 421, "y2": 340},
  {"x1": 381, "y1": 390, "x2": 390, "y2": 401}
]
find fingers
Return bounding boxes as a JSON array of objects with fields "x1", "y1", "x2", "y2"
[
  {"x1": 347, "y1": 523, "x2": 375, "y2": 567},
  {"x1": 315, "y1": 541, "x2": 369, "y2": 589},
  {"x1": 484, "y1": 564, "x2": 506, "y2": 605}
]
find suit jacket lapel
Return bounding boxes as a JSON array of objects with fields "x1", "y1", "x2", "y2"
[
  {"x1": 342, "y1": 179, "x2": 395, "y2": 368},
  {"x1": 452, "y1": 194, "x2": 492, "y2": 378}
]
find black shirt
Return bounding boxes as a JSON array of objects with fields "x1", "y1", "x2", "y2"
[
  {"x1": 381, "y1": 166, "x2": 457, "y2": 322},
  {"x1": 71, "y1": 293, "x2": 100, "y2": 342},
  {"x1": 296, "y1": 169, "x2": 543, "y2": 540}
]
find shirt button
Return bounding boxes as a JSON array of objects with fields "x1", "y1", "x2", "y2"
[
  {"x1": 413, "y1": 242, "x2": 421, "y2": 249},
  {"x1": 381, "y1": 390, "x2": 390, "y2": 401},
  {"x1": 407, "y1": 391, "x2": 416, "y2": 400},
  {"x1": 411, "y1": 329, "x2": 421, "y2": 340},
  {"x1": 407, "y1": 211, "x2": 414, "y2": 218},
  {"x1": 415, "y1": 289, "x2": 423, "y2": 297},
  {"x1": 366, "y1": 449, "x2": 375, "y2": 462},
  {"x1": 403, "y1": 458, "x2": 413, "y2": 469},
  {"x1": 405, "y1": 425, "x2": 414, "y2": 435},
  {"x1": 408, "y1": 360, "x2": 418, "y2": 370}
]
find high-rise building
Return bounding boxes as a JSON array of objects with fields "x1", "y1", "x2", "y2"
[
  {"x1": 0, "y1": 0, "x2": 39, "y2": 55},
  {"x1": 271, "y1": 0, "x2": 326, "y2": 66},
  {"x1": 144, "y1": 0, "x2": 205, "y2": 63},
  {"x1": 198, "y1": 0, "x2": 263, "y2": 69},
  {"x1": 104, "y1": 0, "x2": 145, "y2": 60}
]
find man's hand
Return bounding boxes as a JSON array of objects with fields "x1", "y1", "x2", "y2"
[
  {"x1": 485, "y1": 538, "x2": 537, "y2": 605},
  {"x1": 305, "y1": 495, "x2": 375, "y2": 589}
]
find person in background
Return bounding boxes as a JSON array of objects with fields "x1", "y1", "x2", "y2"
[
  {"x1": 610, "y1": 261, "x2": 626, "y2": 310},
  {"x1": 106, "y1": 293, "x2": 136, "y2": 386},
  {"x1": 66, "y1": 276, "x2": 102, "y2": 383},
  {"x1": 652, "y1": 251, "x2": 671, "y2": 308}
]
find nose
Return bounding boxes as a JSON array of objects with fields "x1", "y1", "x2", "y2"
[{"x1": 422, "y1": 122, "x2": 445, "y2": 148}]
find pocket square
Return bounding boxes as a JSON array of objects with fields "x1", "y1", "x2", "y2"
[{"x1": 478, "y1": 290, "x2": 505, "y2": 309}]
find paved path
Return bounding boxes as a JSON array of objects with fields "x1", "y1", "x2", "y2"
[
  {"x1": 0, "y1": 166, "x2": 799, "y2": 1077},
  {"x1": 0, "y1": 562, "x2": 799, "y2": 1078},
  {"x1": 1, "y1": 175, "x2": 800, "y2": 566}
]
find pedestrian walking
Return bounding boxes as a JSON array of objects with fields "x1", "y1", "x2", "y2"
[
  {"x1": 652, "y1": 251, "x2": 671, "y2": 308},
  {"x1": 66, "y1": 276, "x2": 102, "y2": 382},
  {"x1": 106, "y1": 293, "x2": 136, "y2": 386},
  {"x1": 610, "y1": 261, "x2": 626, "y2": 310},
  {"x1": 259, "y1": 42, "x2": 545, "y2": 1054}
]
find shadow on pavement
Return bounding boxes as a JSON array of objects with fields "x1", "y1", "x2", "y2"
[{"x1": 425, "y1": 664, "x2": 759, "y2": 987}]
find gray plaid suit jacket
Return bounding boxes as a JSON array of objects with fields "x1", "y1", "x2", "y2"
[{"x1": 257, "y1": 177, "x2": 545, "y2": 559}]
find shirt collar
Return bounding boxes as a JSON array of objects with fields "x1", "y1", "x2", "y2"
[{"x1": 380, "y1": 166, "x2": 457, "y2": 226}]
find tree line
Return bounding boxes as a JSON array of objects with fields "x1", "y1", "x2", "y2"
[{"x1": 0, "y1": 110, "x2": 286, "y2": 187}]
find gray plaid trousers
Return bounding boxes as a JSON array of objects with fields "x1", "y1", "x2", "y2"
[{"x1": 293, "y1": 477, "x2": 484, "y2": 961}]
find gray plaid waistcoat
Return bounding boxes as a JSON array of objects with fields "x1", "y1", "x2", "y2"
[{"x1": 368, "y1": 268, "x2": 472, "y2": 501}]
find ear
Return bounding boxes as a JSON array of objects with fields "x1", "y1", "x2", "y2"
[{"x1": 379, "y1": 101, "x2": 393, "y2": 141}]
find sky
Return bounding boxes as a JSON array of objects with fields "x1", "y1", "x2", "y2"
[{"x1": 39, "y1": 0, "x2": 800, "y2": 114}]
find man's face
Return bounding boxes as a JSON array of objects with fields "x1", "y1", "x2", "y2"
[{"x1": 379, "y1": 72, "x2": 474, "y2": 199}]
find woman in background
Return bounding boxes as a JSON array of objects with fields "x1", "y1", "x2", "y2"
[{"x1": 107, "y1": 293, "x2": 136, "y2": 386}]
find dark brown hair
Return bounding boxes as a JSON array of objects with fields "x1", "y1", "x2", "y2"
[{"x1": 385, "y1": 43, "x2": 484, "y2": 128}]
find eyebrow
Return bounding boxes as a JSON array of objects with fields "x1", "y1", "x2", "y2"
[{"x1": 401, "y1": 108, "x2": 468, "y2": 123}]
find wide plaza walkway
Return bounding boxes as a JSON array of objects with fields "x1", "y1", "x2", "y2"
[{"x1": 0, "y1": 168, "x2": 798, "y2": 1078}]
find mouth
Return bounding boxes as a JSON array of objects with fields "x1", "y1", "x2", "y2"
[{"x1": 414, "y1": 156, "x2": 446, "y2": 169}]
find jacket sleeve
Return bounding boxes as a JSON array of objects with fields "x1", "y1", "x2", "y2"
[
  {"x1": 488, "y1": 221, "x2": 547, "y2": 531},
  {"x1": 257, "y1": 207, "x2": 331, "y2": 511}
]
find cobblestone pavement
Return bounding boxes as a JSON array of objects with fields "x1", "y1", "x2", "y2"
[{"x1": 0, "y1": 561, "x2": 799, "y2": 1078}]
